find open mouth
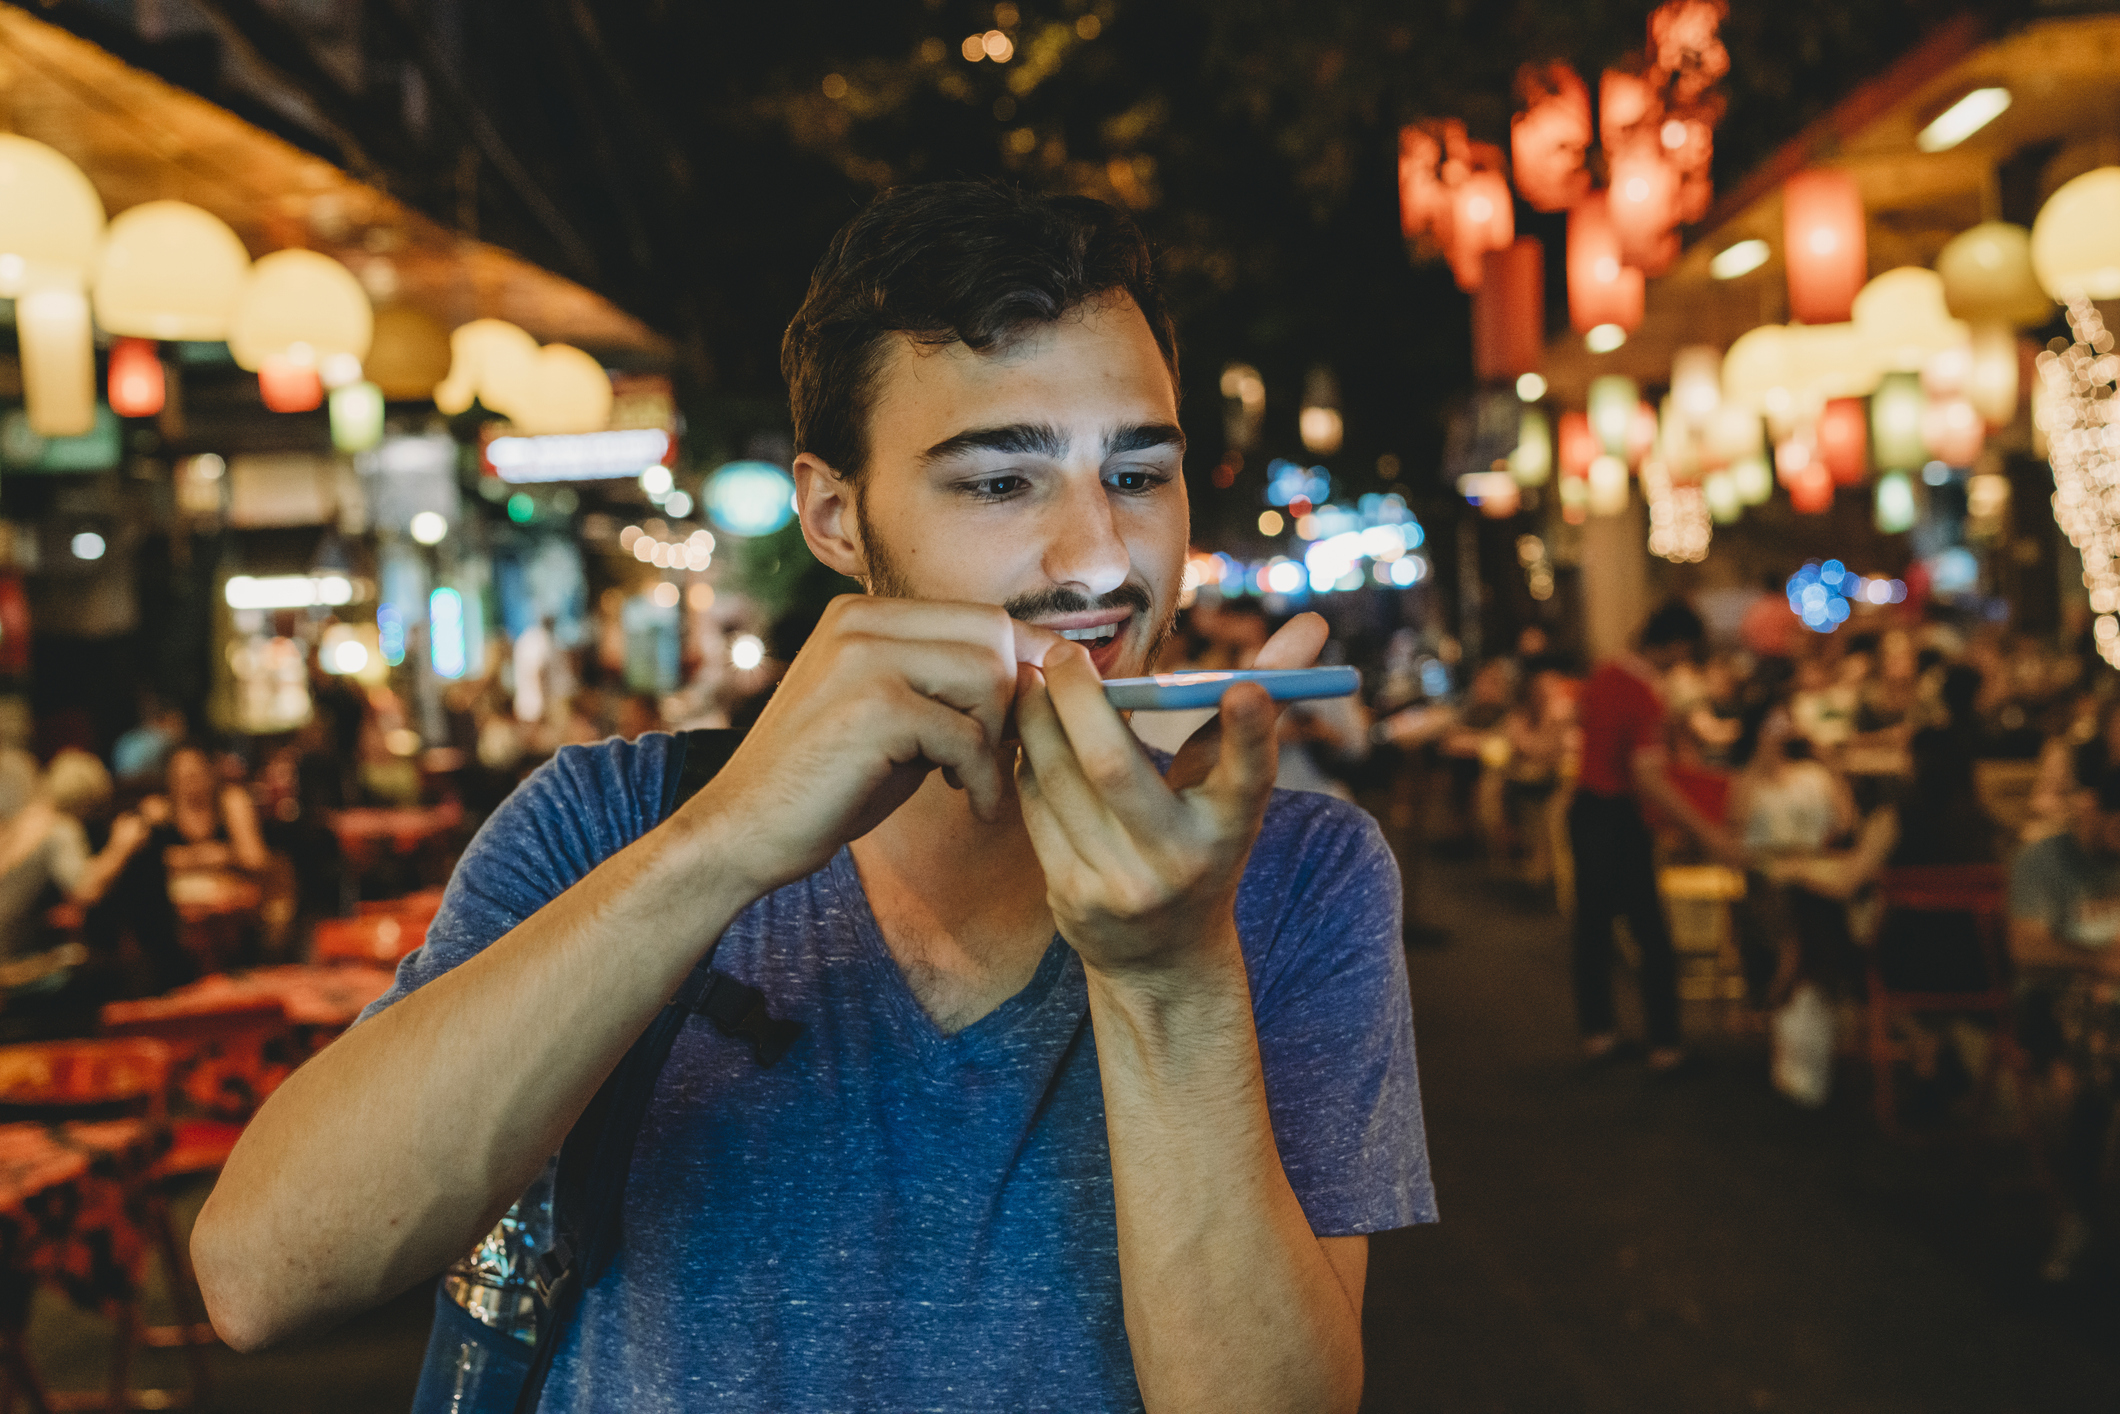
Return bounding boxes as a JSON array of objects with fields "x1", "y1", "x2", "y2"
[{"x1": 1040, "y1": 612, "x2": 1134, "y2": 675}]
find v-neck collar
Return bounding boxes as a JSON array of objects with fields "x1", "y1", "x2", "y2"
[{"x1": 824, "y1": 847, "x2": 1078, "y2": 1071}]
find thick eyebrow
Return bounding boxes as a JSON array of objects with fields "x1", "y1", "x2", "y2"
[{"x1": 918, "y1": 421, "x2": 1186, "y2": 468}]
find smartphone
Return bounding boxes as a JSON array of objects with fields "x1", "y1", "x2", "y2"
[{"x1": 1102, "y1": 666, "x2": 1361, "y2": 711}]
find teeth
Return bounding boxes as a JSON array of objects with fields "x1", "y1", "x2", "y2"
[{"x1": 1058, "y1": 626, "x2": 1118, "y2": 642}]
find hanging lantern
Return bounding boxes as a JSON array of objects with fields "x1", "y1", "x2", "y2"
[
  {"x1": 92, "y1": 200, "x2": 250, "y2": 341},
  {"x1": 1663, "y1": 114, "x2": 1716, "y2": 224},
  {"x1": 330, "y1": 381, "x2": 386, "y2": 452},
  {"x1": 2030, "y1": 167, "x2": 2120, "y2": 301},
  {"x1": 1567, "y1": 192, "x2": 1644, "y2": 334},
  {"x1": 1608, "y1": 143, "x2": 1680, "y2": 276},
  {"x1": 1588, "y1": 376, "x2": 1638, "y2": 456},
  {"x1": 1587, "y1": 454, "x2": 1630, "y2": 516},
  {"x1": 1599, "y1": 67, "x2": 1659, "y2": 151},
  {"x1": 1558, "y1": 473, "x2": 1590, "y2": 524},
  {"x1": 107, "y1": 337, "x2": 164, "y2": 419},
  {"x1": 508, "y1": 345, "x2": 614, "y2": 436},
  {"x1": 1871, "y1": 372, "x2": 1926, "y2": 469},
  {"x1": 0, "y1": 135, "x2": 105, "y2": 298},
  {"x1": 1854, "y1": 267, "x2": 1968, "y2": 374},
  {"x1": 434, "y1": 318, "x2": 541, "y2": 419},
  {"x1": 1922, "y1": 396, "x2": 1984, "y2": 466},
  {"x1": 1785, "y1": 321, "x2": 1881, "y2": 401},
  {"x1": 1732, "y1": 455, "x2": 1774, "y2": 505},
  {"x1": 1558, "y1": 411, "x2": 1598, "y2": 480},
  {"x1": 1721, "y1": 324, "x2": 1791, "y2": 412},
  {"x1": 1705, "y1": 402, "x2": 1763, "y2": 467},
  {"x1": 365, "y1": 306, "x2": 454, "y2": 401},
  {"x1": 1874, "y1": 469, "x2": 1917, "y2": 534},
  {"x1": 1936, "y1": 222, "x2": 2052, "y2": 327},
  {"x1": 17, "y1": 283, "x2": 97, "y2": 438},
  {"x1": 1299, "y1": 367, "x2": 1344, "y2": 455},
  {"x1": 1671, "y1": 345, "x2": 1721, "y2": 428},
  {"x1": 1816, "y1": 398, "x2": 1868, "y2": 486},
  {"x1": 1509, "y1": 407, "x2": 1553, "y2": 486},
  {"x1": 1658, "y1": 396, "x2": 1701, "y2": 481},
  {"x1": 1787, "y1": 461, "x2": 1834, "y2": 514},
  {"x1": 1510, "y1": 62, "x2": 1592, "y2": 213},
  {"x1": 1396, "y1": 125, "x2": 1451, "y2": 244},
  {"x1": 1473, "y1": 238, "x2": 1544, "y2": 382},
  {"x1": 1774, "y1": 430, "x2": 1816, "y2": 487},
  {"x1": 1703, "y1": 469, "x2": 1742, "y2": 524},
  {"x1": 1782, "y1": 169, "x2": 1866, "y2": 325},
  {"x1": 1627, "y1": 401, "x2": 1659, "y2": 468},
  {"x1": 258, "y1": 356, "x2": 324, "y2": 414},
  {"x1": 1448, "y1": 170, "x2": 1515, "y2": 292},
  {"x1": 1965, "y1": 323, "x2": 2019, "y2": 427},
  {"x1": 228, "y1": 249, "x2": 373, "y2": 375}
]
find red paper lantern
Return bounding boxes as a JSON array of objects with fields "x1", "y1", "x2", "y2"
[
  {"x1": 1510, "y1": 63, "x2": 1592, "y2": 213},
  {"x1": 1559, "y1": 411, "x2": 1597, "y2": 480},
  {"x1": 1783, "y1": 169, "x2": 1866, "y2": 326},
  {"x1": 258, "y1": 357, "x2": 323, "y2": 413},
  {"x1": 106, "y1": 337, "x2": 164, "y2": 418},
  {"x1": 1599, "y1": 68, "x2": 1659, "y2": 152},
  {"x1": 1448, "y1": 171, "x2": 1515, "y2": 292},
  {"x1": 1607, "y1": 143, "x2": 1680, "y2": 276},
  {"x1": 1396, "y1": 126, "x2": 1449, "y2": 243},
  {"x1": 1787, "y1": 461, "x2": 1834, "y2": 514},
  {"x1": 1567, "y1": 192, "x2": 1645, "y2": 334},
  {"x1": 1817, "y1": 398, "x2": 1868, "y2": 485},
  {"x1": 1473, "y1": 238, "x2": 1544, "y2": 382}
]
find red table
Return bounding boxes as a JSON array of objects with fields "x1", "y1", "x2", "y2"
[
  {"x1": 0, "y1": 1119, "x2": 163, "y2": 1321},
  {"x1": 102, "y1": 965, "x2": 394, "y2": 1035}
]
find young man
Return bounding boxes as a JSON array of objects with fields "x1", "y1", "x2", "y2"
[
  {"x1": 2008, "y1": 764, "x2": 2120, "y2": 1281},
  {"x1": 192, "y1": 183, "x2": 1433, "y2": 1411},
  {"x1": 1568, "y1": 601, "x2": 1744, "y2": 1073}
]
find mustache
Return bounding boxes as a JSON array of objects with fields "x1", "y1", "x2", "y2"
[{"x1": 1003, "y1": 582, "x2": 1154, "y2": 622}]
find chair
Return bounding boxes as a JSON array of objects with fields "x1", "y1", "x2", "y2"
[
  {"x1": 0, "y1": 1038, "x2": 212, "y2": 1410},
  {"x1": 1867, "y1": 865, "x2": 2045, "y2": 1168},
  {"x1": 102, "y1": 1000, "x2": 294, "y2": 1354}
]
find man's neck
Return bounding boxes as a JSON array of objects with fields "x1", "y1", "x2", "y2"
[{"x1": 849, "y1": 768, "x2": 1058, "y2": 1033}]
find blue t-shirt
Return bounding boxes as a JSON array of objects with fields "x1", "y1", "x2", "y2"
[{"x1": 363, "y1": 734, "x2": 1435, "y2": 1412}]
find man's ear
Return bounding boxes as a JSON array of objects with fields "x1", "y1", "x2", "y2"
[{"x1": 794, "y1": 452, "x2": 867, "y2": 584}]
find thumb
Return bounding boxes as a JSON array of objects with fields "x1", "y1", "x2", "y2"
[{"x1": 1199, "y1": 681, "x2": 1278, "y2": 825}]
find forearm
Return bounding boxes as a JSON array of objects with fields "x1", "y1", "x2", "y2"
[
  {"x1": 1632, "y1": 759, "x2": 1723, "y2": 848},
  {"x1": 192, "y1": 802, "x2": 757, "y2": 1350},
  {"x1": 1086, "y1": 938, "x2": 1362, "y2": 1414}
]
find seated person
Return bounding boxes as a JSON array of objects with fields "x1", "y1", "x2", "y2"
[
  {"x1": 0, "y1": 750, "x2": 158, "y2": 962},
  {"x1": 148, "y1": 745, "x2": 270, "y2": 877},
  {"x1": 2006, "y1": 765, "x2": 2120, "y2": 1282}
]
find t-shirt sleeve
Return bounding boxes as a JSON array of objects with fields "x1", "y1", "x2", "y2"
[
  {"x1": 357, "y1": 734, "x2": 676, "y2": 1024},
  {"x1": 1241, "y1": 795, "x2": 1437, "y2": 1234}
]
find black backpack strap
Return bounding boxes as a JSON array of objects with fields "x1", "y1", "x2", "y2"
[{"x1": 511, "y1": 729, "x2": 788, "y2": 1414}]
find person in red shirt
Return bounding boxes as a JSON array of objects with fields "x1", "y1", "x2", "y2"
[{"x1": 1570, "y1": 601, "x2": 1745, "y2": 1072}]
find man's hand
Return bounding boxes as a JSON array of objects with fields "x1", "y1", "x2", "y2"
[
  {"x1": 1165, "y1": 612, "x2": 1329, "y2": 792},
  {"x1": 684, "y1": 595, "x2": 1055, "y2": 899},
  {"x1": 1013, "y1": 629, "x2": 1301, "y2": 978}
]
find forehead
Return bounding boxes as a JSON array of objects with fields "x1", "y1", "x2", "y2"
[{"x1": 862, "y1": 294, "x2": 1176, "y2": 462}]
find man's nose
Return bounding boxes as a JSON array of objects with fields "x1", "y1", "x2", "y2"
[{"x1": 1041, "y1": 477, "x2": 1130, "y2": 598}]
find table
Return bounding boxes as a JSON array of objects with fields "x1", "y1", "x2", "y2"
[
  {"x1": 102, "y1": 965, "x2": 394, "y2": 1035},
  {"x1": 0, "y1": 1119, "x2": 162, "y2": 1321},
  {"x1": 328, "y1": 801, "x2": 463, "y2": 857}
]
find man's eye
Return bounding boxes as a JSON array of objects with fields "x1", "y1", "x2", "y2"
[
  {"x1": 970, "y1": 475, "x2": 1030, "y2": 498},
  {"x1": 1108, "y1": 469, "x2": 1165, "y2": 493}
]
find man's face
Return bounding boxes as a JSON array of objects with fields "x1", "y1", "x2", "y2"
[{"x1": 797, "y1": 292, "x2": 1186, "y2": 679}]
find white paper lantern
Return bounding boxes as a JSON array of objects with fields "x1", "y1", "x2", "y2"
[
  {"x1": 93, "y1": 201, "x2": 251, "y2": 341},
  {"x1": 17, "y1": 281, "x2": 97, "y2": 438},
  {"x1": 1721, "y1": 325, "x2": 1792, "y2": 409},
  {"x1": 2031, "y1": 167, "x2": 2120, "y2": 301},
  {"x1": 510, "y1": 344, "x2": 612, "y2": 435},
  {"x1": 227, "y1": 249, "x2": 373, "y2": 372},
  {"x1": 1965, "y1": 323, "x2": 2020, "y2": 426},
  {"x1": 1936, "y1": 222, "x2": 2051, "y2": 327},
  {"x1": 1854, "y1": 267, "x2": 1969, "y2": 373},
  {"x1": 434, "y1": 319, "x2": 540, "y2": 417},
  {"x1": 1671, "y1": 346, "x2": 1721, "y2": 427},
  {"x1": 0, "y1": 135, "x2": 104, "y2": 297}
]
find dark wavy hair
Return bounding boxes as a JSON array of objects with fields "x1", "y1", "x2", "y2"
[{"x1": 780, "y1": 181, "x2": 1178, "y2": 482}]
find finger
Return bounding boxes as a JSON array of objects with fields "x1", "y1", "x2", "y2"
[
  {"x1": 1197, "y1": 681, "x2": 1280, "y2": 831},
  {"x1": 1038, "y1": 640, "x2": 1183, "y2": 838},
  {"x1": 1253, "y1": 611, "x2": 1329, "y2": 671},
  {"x1": 1012, "y1": 736, "x2": 1094, "y2": 891},
  {"x1": 841, "y1": 635, "x2": 1015, "y2": 760},
  {"x1": 1008, "y1": 618, "x2": 1066, "y2": 668},
  {"x1": 1014, "y1": 663, "x2": 1136, "y2": 870},
  {"x1": 874, "y1": 686, "x2": 1006, "y2": 820}
]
